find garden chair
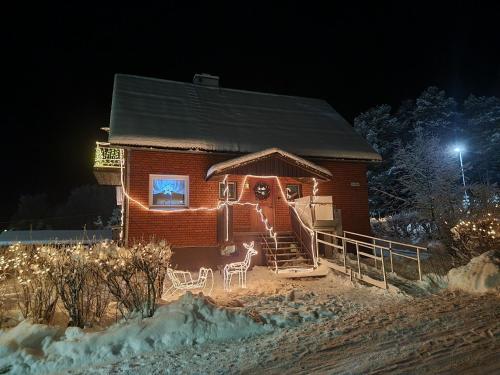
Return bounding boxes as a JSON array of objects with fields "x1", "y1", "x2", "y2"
[
  {"x1": 162, "y1": 267, "x2": 214, "y2": 297},
  {"x1": 223, "y1": 241, "x2": 258, "y2": 291}
]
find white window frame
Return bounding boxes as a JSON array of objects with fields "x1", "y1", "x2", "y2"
[
  {"x1": 218, "y1": 181, "x2": 237, "y2": 201},
  {"x1": 149, "y1": 174, "x2": 189, "y2": 209}
]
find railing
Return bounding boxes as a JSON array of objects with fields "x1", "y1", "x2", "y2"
[
  {"x1": 343, "y1": 231, "x2": 426, "y2": 281},
  {"x1": 290, "y1": 206, "x2": 318, "y2": 267},
  {"x1": 94, "y1": 142, "x2": 123, "y2": 168},
  {"x1": 315, "y1": 231, "x2": 388, "y2": 289},
  {"x1": 260, "y1": 233, "x2": 278, "y2": 273},
  {"x1": 315, "y1": 230, "x2": 428, "y2": 289}
]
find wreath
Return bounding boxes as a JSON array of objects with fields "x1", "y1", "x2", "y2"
[{"x1": 253, "y1": 182, "x2": 271, "y2": 200}]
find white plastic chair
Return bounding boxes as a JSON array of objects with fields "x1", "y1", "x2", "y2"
[
  {"x1": 162, "y1": 267, "x2": 214, "y2": 297},
  {"x1": 223, "y1": 242, "x2": 258, "y2": 291}
]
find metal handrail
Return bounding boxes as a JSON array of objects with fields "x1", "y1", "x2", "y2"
[
  {"x1": 343, "y1": 231, "x2": 426, "y2": 251},
  {"x1": 290, "y1": 207, "x2": 317, "y2": 267},
  {"x1": 343, "y1": 230, "x2": 426, "y2": 280},
  {"x1": 260, "y1": 233, "x2": 278, "y2": 273},
  {"x1": 315, "y1": 230, "x2": 387, "y2": 289}
]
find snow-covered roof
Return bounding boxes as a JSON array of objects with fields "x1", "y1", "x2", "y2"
[
  {"x1": 109, "y1": 74, "x2": 382, "y2": 161},
  {"x1": 0, "y1": 230, "x2": 112, "y2": 246},
  {"x1": 206, "y1": 148, "x2": 333, "y2": 180}
]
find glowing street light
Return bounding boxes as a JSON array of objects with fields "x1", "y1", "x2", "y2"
[{"x1": 453, "y1": 146, "x2": 468, "y2": 204}]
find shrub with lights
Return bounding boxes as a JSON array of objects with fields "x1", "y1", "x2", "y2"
[
  {"x1": 0, "y1": 240, "x2": 172, "y2": 327},
  {"x1": 451, "y1": 213, "x2": 499, "y2": 263}
]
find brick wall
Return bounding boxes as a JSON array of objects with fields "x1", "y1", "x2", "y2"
[{"x1": 125, "y1": 149, "x2": 371, "y2": 247}]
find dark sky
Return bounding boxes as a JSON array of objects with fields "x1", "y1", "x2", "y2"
[{"x1": 2, "y1": 1, "x2": 500, "y2": 226}]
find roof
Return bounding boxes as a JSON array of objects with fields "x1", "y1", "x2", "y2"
[
  {"x1": 0, "y1": 230, "x2": 112, "y2": 246},
  {"x1": 109, "y1": 74, "x2": 381, "y2": 161},
  {"x1": 206, "y1": 148, "x2": 333, "y2": 180}
]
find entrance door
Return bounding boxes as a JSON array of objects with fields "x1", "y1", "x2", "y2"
[{"x1": 249, "y1": 179, "x2": 275, "y2": 232}]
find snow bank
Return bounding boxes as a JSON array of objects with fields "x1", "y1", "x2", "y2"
[
  {"x1": 447, "y1": 250, "x2": 500, "y2": 294},
  {"x1": 0, "y1": 293, "x2": 270, "y2": 374}
]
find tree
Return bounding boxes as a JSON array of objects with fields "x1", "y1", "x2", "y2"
[
  {"x1": 10, "y1": 193, "x2": 50, "y2": 230},
  {"x1": 394, "y1": 132, "x2": 462, "y2": 239},
  {"x1": 412, "y1": 86, "x2": 459, "y2": 137},
  {"x1": 53, "y1": 185, "x2": 116, "y2": 229},
  {"x1": 463, "y1": 95, "x2": 500, "y2": 184}
]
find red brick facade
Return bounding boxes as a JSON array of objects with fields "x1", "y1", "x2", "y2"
[{"x1": 124, "y1": 149, "x2": 371, "y2": 250}]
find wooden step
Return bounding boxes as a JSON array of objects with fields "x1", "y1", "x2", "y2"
[
  {"x1": 272, "y1": 258, "x2": 313, "y2": 264},
  {"x1": 275, "y1": 264, "x2": 314, "y2": 269},
  {"x1": 266, "y1": 252, "x2": 309, "y2": 257},
  {"x1": 260, "y1": 241, "x2": 298, "y2": 245}
]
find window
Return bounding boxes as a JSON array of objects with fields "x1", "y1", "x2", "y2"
[
  {"x1": 219, "y1": 181, "x2": 237, "y2": 200},
  {"x1": 286, "y1": 184, "x2": 302, "y2": 201},
  {"x1": 149, "y1": 174, "x2": 189, "y2": 208}
]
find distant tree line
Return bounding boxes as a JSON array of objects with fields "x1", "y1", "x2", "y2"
[
  {"x1": 354, "y1": 87, "x2": 499, "y2": 243},
  {"x1": 9, "y1": 185, "x2": 118, "y2": 230}
]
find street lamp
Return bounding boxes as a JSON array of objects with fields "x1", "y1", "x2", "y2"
[{"x1": 454, "y1": 146, "x2": 468, "y2": 205}]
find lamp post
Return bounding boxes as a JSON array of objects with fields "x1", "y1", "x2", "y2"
[{"x1": 454, "y1": 146, "x2": 468, "y2": 205}]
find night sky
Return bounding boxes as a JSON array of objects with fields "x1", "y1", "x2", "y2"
[{"x1": 3, "y1": 2, "x2": 500, "y2": 227}]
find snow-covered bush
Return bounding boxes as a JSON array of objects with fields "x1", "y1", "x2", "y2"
[
  {"x1": 370, "y1": 211, "x2": 433, "y2": 243},
  {"x1": 0, "y1": 245, "x2": 58, "y2": 324},
  {"x1": 97, "y1": 240, "x2": 172, "y2": 318}
]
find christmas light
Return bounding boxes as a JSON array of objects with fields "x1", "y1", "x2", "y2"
[
  {"x1": 162, "y1": 267, "x2": 214, "y2": 297},
  {"x1": 118, "y1": 160, "x2": 320, "y2": 270},
  {"x1": 223, "y1": 241, "x2": 257, "y2": 290}
]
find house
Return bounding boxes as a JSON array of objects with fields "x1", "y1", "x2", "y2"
[{"x1": 94, "y1": 73, "x2": 381, "y2": 272}]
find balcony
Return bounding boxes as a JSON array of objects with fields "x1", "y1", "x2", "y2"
[
  {"x1": 94, "y1": 142, "x2": 123, "y2": 168},
  {"x1": 93, "y1": 142, "x2": 123, "y2": 185}
]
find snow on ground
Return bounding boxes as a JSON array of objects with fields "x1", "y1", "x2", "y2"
[
  {"x1": 0, "y1": 292, "x2": 269, "y2": 375},
  {"x1": 448, "y1": 250, "x2": 500, "y2": 294},
  {"x1": 1, "y1": 258, "x2": 499, "y2": 375}
]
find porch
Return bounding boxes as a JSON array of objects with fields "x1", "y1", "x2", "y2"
[{"x1": 207, "y1": 148, "x2": 341, "y2": 274}]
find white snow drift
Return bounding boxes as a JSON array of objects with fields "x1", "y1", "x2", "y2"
[
  {"x1": 447, "y1": 250, "x2": 500, "y2": 294},
  {"x1": 0, "y1": 293, "x2": 270, "y2": 375}
]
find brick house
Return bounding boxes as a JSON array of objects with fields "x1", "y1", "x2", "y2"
[{"x1": 94, "y1": 73, "x2": 381, "y2": 272}]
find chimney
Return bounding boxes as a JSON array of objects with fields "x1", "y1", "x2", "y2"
[{"x1": 193, "y1": 73, "x2": 220, "y2": 87}]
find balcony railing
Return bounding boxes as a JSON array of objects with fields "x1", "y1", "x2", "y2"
[{"x1": 94, "y1": 142, "x2": 123, "y2": 168}]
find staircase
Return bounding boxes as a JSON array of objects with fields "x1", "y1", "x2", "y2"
[{"x1": 260, "y1": 232, "x2": 315, "y2": 272}]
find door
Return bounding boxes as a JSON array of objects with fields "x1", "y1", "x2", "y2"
[{"x1": 249, "y1": 179, "x2": 275, "y2": 232}]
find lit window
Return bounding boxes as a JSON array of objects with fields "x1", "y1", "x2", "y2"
[
  {"x1": 219, "y1": 181, "x2": 237, "y2": 200},
  {"x1": 149, "y1": 175, "x2": 189, "y2": 208}
]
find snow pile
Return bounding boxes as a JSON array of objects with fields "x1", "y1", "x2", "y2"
[
  {"x1": 0, "y1": 293, "x2": 270, "y2": 374},
  {"x1": 447, "y1": 250, "x2": 500, "y2": 294}
]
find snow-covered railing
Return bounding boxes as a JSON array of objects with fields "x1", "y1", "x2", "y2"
[
  {"x1": 343, "y1": 231, "x2": 427, "y2": 281},
  {"x1": 94, "y1": 142, "x2": 123, "y2": 168}
]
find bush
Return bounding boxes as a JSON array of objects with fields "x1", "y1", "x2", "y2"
[
  {"x1": 97, "y1": 240, "x2": 172, "y2": 318},
  {"x1": 450, "y1": 215, "x2": 500, "y2": 264},
  {"x1": 0, "y1": 245, "x2": 58, "y2": 324},
  {"x1": 370, "y1": 211, "x2": 434, "y2": 243},
  {"x1": 0, "y1": 240, "x2": 172, "y2": 328},
  {"x1": 40, "y1": 244, "x2": 113, "y2": 328}
]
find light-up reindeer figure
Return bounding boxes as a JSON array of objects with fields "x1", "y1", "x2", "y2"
[{"x1": 223, "y1": 241, "x2": 257, "y2": 291}]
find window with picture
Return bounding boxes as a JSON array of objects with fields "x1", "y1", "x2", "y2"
[
  {"x1": 286, "y1": 184, "x2": 302, "y2": 201},
  {"x1": 219, "y1": 181, "x2": 237, "y2": 200},
  {"x1": 149, "y1": 174, "x2": 189, "y2": 208}
]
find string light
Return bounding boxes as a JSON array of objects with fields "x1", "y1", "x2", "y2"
[
  {"x1": 119, "y1": 160, "x2": 320, "y2": 271},
  {"x1": 223, "y1": 241, "x2": 257, "y2": 290}
]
